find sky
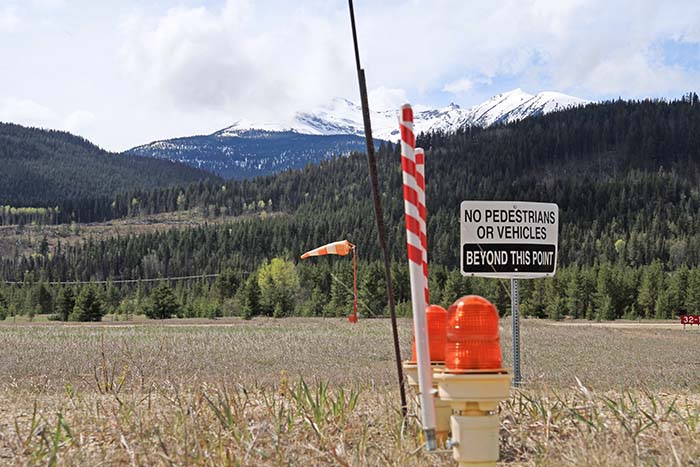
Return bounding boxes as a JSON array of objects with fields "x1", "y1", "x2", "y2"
[{"x1": 1, "y1": 0, "x2": 699, "y2": 151}]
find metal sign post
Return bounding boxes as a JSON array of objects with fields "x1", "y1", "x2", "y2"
[
  {"x1": 511, "y1": 278, "x2": 521, "y2": 386},
  {"x1": 459, "y1": 200, "x2": 559, "y2": 387}
]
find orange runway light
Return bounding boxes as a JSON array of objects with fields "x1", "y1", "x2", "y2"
[
  {"x1": 411, "y1": 304, "x2": 448, "y2": 363},
  {"x1": 445, "y1": 295, "x2": 502, "y2": 371}
]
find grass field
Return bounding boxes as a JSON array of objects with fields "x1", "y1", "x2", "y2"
[{"x1": 1, "y1": 318, "x2": 699, "y2": 466}]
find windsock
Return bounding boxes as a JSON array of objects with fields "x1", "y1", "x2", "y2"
[
  {"x1": 301, "y1": 239, "x2": 358, "y2": 323},
  {"x1": 300, "y1": 240, "x2": 354, "y2": 259}
]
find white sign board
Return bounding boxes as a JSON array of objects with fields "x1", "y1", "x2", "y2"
[{"x1": 460, "y1": 201, "x2": 559, "y2": 278}]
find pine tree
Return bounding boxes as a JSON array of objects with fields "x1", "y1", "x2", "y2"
[
  {"x1": 391, "y1": 261, "x2": 412, "y2": 304},
  {"x1": 71, "y1": 287, "x2": 103, "y2": 322},
  {"x1": 440, "y1": 271, "x2": 471, "y2": 309},
  {"x1": 668, "y1": 266, "x2": 688, "y2": 315},
  {"x1": 361, "y1": 262, "x2": 386, "y2": 316},
  {"x1": 521, "y1": 279, "x2": 545, "y2": 318},
  {"x1": 596, "y1": 294, "x2": 613, "y2": 321},
  {"x1": 35, "y1": 283, "x2": 53, "y2": 315},
  {"x1": 301, "y1": 286, "x2": 326, "y2": 317},
  {"x1": 593, "y1": 264, "x2": 613, "y2": 319},
  {"x1": 146, "y1": 283, "x2": 179, "y2": 319},
  {"x1": 654, "y1": 288, "x2": 671, "y2": 319},
  {"x1": 325, "y1": 265, "x2": 353, "y2": 317},
  {"x1": 239, "y1": 273, "x2": 260, "y2": 320},
  {"x1": 545, "y1": 278, "x2": 563, "y2": 321},
  {"x1": 103, "y1": 283, "x2": 121, "y2": 316},
  {"x1": 565, "y1": 270, "x2": 585, "y2": 318},
  {"x1": 684, "y1": 269, "x2": 700, "y2": 314},
  {"x1": 56, "y1": 287, "x2": 76, "y2": 321},
  {"x1": 0, "y1": 291, "x2": 7, "y2": 321},
  {"x1": 636, "y1": 272, "x2": 653, "y2": 318},
  {"x1": 213, "y1": 268, "x2": 240, "y2": 304}
]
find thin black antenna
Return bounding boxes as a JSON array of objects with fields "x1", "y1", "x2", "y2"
[{"x1": 347, "y1": 0, "x2": 407, "y2": 417}]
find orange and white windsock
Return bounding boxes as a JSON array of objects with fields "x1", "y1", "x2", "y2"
[
  {"x1": 400, "y1": 103, "x2": 436, "y2": 447},
  {"x1": 300, "y1": 240, "x2": 354, "y2": 259},
  {"x1": 415, "y1": 147, "x2": 429, "y2": 304}
]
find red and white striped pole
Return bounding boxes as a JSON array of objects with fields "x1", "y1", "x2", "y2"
[
  {"x1": 415, "y1": 147, "x2": 429, "y2": 305},
  {"x1": 400, "y1": 104, "x2": 437, "y2": 450}
]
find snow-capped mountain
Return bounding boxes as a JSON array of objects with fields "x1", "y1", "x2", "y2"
[
  {"x1": 128, "y1": 89, "x2": 588, "y2": 179},
  {"x1": 216, "y1": 89, "x2": 587, "y2": 140}
]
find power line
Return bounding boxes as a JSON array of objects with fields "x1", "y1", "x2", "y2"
[{"x1": 1, "y1": 271, "x2": 251, "y2": 286}]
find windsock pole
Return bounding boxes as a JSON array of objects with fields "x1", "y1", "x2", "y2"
[{"x1": 400, "y1": 105, "x2": 437, "y2": 450}]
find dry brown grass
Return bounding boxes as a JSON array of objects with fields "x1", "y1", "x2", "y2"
[{"x1": 0, "y1": 318, "x2": 699, "y2": 466}]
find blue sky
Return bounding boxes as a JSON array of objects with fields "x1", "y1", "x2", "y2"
[{"x1": 1, "y1": 0, "x2": 699, "y2": 151}]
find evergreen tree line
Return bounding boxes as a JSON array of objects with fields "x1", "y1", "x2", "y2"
[
  {"x1": 1, "y1": 259, "x2": 698, "y2": 321},
  {"x1": 2, "y1": 168, "x2": 700, "y2": 283}
]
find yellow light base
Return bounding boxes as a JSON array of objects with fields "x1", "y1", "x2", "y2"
[
  {"x1": 433, "y1": 370, "x2": 511, "y2": 466},
  {"x1": 433, "y1": 371, "x2": 511, "y2": 412},
  {"x1": 450, "y1": 414, "x2": 500, "y2": 466}
]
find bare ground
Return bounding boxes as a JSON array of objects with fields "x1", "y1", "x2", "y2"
[{"x1": 0, "y1": 210, "x2": 279, "y2": 258}]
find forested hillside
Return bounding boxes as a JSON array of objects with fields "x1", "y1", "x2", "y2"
[
  {"x1": 128, "y1": 130, "x2": 375, "y2": 179},
  {"x1": 0, "y1": 123, "x2": 220, "y2": 209},
  {"x1": 2, "y1": 96, "x2": 700, "y2": 321}
]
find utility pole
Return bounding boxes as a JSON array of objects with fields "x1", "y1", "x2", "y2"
[{"x1": 347, "y1": 0, "x2": 407, "y2": 417}]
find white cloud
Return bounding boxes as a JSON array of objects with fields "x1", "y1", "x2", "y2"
[
  {"x1": 0, "y1": 6, "x2": 19, "y2": 32},
  {"x1": 63, "y1": 109, "x2": 96, "y2": 135},
  {"x1": 0, "y1": 98, "x2": 55, "y2": 127},
  {"x1": 443, "y1": 78, "x2": 474, "y2": 95},
  {"x1": 31, "y1": 0, "x2": 66, "y2": 8},
  {"x1": 368, "y1": 86, "x2": 408, "y2": 110},
  {"x1": 118, "y1": 1, "x2": 356, "y2": 121},
  {"x1": 0, "y1": 98, "x2": 97, "y2": 137}
]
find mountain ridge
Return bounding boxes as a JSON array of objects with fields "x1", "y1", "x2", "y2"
[
  {"x1": 128, "y1": 89, "x2": 589, "y2": 179},
  {"x1": 209, "y1": 89, "x2": 589, "y2": 140},
  {"x1": 0, "y1": 122, "x2": 220, "y2": 210}
]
